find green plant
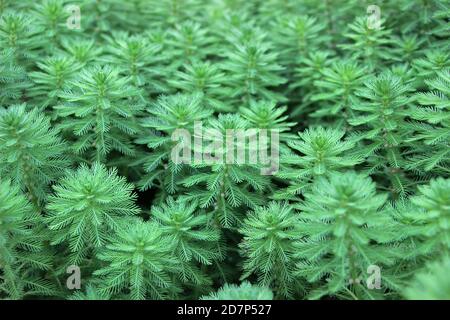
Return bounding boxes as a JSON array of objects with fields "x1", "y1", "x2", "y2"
[
  {"x1": 413, "y1": 50, "x2": 449, "y2": 84},
  {"x1": 272, "y1": 15, "x2": 328, "y2": 69},
  {"x1": 68, "y1": 284, "x2": 110, "y2": 300},
  {"x1": 276, "y1": 126, "x2": 363, "y2": 199},
  {"x1": 169, "y1": 61, "x2": 230, "y2": 112},
  {"x1": 94, "y1": 220, "x2": 179, "y2": 300},
  {"x1": 340, "y1": 17, "x2": 392, "y2": 69},
  {"x1": 239, "y1": 202, "x2": 302, "y2": 298},
  {"x1": 239, "y1": 100, "x2": 296, "y2": 141},
  {"x1": 0, "y1": 179, "x2": 53, "y2": 299},
  {"x1": 403, "y1": 256, "x2": 450, "y2": 299},
  {"x1": 46, "y1": 162, "x2": 140, "y2": 265},
  {"x1": 349, "y1": 73, "x2": 414, "y2": 196},
  {"x1": 32, "y1": 0, "x2": 71, "y2": 52},
  {"x1": 55, "y1": 65, "x2": 143, "y2": 162},
  {"x1": 201, "y1": 281, "x2": 273, "y2": 300},
  {"x1": 408, "y1": 69, "x2": 449, "y2": 176},
  {"x1": 0, "y1": 49, "x2": 30, "y2": 104},
  {"x1": 0, "y1": 12, "x2": 38, "y2": 66},
  {"x1": 0, "y1": 104, "x2": 68, "y2": 206},
  {"x1": 102, "y1": 31, "x2": 164, "y2": 93},
  {"x1": 221, "y1": 37, "x2": 287, "y2": 106},
  {"x1": 1, "y1": 0, "x2": 449, "y2": 301},
  {"x1": 290, "y1": 50, "x2": 333, "y2": 117},
  {"x1": 166, "y1": 21, "x2": 213, "y2": 70},
  {"x1": 59, "y1": 38, "x2": 101, "y2": 67},
  {"x1": 151, "y1": 197, "x2": 224, "y2": 293},
  {"x1": 295, "y1": 172, "x2": 403, "y2": 299},
  {"x1": 311, "y1": 60, "x2": 367, "y2": 128},
  {"x1": 134, "y1": 93, "x2": 212, "y2": 195},
  {"x1": 182, "y1": 114, "x2": 272, "y2": 227},
  {"x1": 29, "y1": 56, "x2": 81, "y2": 109},
  {"x1": 407, "y1": 178, "x2": 450, "y2": 254}
]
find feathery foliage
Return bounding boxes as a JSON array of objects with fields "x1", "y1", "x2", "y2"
[
  {"x1": 55, "y1": 65, "x2": 143, "y2": 161},
  {"x1": 407, "y1": 178, "x2": 450, "y2": 254},
  {"x1": 350, "y1": 73, "x2": 414, "y2": 196},
  {"x1": 408, "y1": 68, "x2": 450, "y2": 176},
  {"x1": 295, "y1": 172, "x2": 402, "y2": 299},
  {"x1": 311, "y1": 60, "x2": 367, "y2": 128},
  {"x1": 46, "y1": 162, "x2": 140, "y2": 265},
  {"x1": 0, "y1": 49, "x2": 30, "y2": 104},
  {"x1": 151, "y1": 197, "x2": 223, "y2": 292},
  {"x1": 0, "y1": 179, "x2": 53, "y2": 299},
  {"x1": 94, "y1": 220, "x2": 179, "y2": 300},
  {"x1": 276, "y1": 126, "x2": 363, "y2": 199},
  {"x1": 403, "y1": 256, "x2": 450, "y2": 300},
  {"x1": 182, "y1": 114, "x2": 272, "y2": 227},
  {"x1": 1, "y1": 0, "x2": 449, "y2": 301},
  {"x1": 135, "y1": 93, "x2": 212, "y2": 195},
  {"x1": 0, "y1": 104, "x2": 68, "y2": 206},
  {"x1": 240, "y1": 202, "x2": 302, "y2": 298},
  {"x1": 201, "y1": 281, "x2": 273, "y2": 300}
]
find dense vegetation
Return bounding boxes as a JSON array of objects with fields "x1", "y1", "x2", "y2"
[{"x1": 0, "y1": 0, "x2": 449, "y2": 300}]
